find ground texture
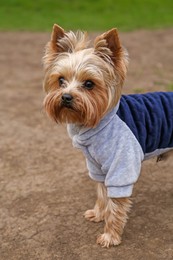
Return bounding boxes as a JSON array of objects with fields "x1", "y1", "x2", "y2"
[{"x1": 0, "y1": 29, "x2": 173, "y2": 260}]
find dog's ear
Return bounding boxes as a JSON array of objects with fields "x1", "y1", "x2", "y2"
[
  {"x1": 94, "y1": 28, "x2": 122, "y2": 65},
  {"x1": 43, "y1": 24, "x2": 65, "y2": 70},
  {"x1": 50, "y1": 24, "x2": 65, "y2": 53},
  {"x1": 94, "y1": 29, "x2": 128, "y2": 86}
]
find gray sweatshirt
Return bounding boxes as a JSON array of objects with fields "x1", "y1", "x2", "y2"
[{"x1": 67, "y1": 93, "x2": 173, "y2": 198}]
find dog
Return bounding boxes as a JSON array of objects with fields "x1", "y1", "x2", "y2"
[{"x1": 43, "y1": 24, "x2": 173, "y2": 247}]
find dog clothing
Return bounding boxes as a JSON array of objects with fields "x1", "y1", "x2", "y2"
[{"x1": 68, "y1": 92, "x2": 173, "y2": 198}]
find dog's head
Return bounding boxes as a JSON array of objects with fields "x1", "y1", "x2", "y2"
[{"x1": 43, "y1": 24, "x2": 128, "y2": 127}]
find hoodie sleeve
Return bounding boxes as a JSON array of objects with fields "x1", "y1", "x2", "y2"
[
  {"x1": 104, "y1": 137, "x2": 143, "y2": 198},
  {"x1": 90, "y1": 116, "x2": 144, "y2": 198},
  {"x1": 85, "y1": 157, "x2": 105, "y2": 183}
]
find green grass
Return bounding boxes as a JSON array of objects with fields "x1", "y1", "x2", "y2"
[
  {"x1": 1, "y1": 0, "x2": 173, "y2": 31},
  {"x1": 167, "y1": 83, "x2": 173, "y2": 91}
]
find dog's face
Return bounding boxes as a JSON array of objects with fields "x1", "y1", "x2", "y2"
[{"x1": 43, "y1": 24, "x2": 128, "y2": 127}]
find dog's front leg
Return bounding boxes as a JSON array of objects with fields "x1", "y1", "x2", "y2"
[
  {"x1": 97, "y1": 197, "x2": 132, "y2": 247},
  {"x1": 84, "y1": 182, "x2": 107, "y2": 222}
]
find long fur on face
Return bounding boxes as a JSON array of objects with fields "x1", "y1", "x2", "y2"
[{"x1": 43, "y1": 24, "x2": 128, "y2": 127}]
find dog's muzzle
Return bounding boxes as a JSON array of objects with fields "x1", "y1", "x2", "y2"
[{"x1": 61, "y1": 93, "x2": 73, "y2": 107}]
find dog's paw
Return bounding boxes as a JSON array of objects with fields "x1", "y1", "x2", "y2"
[
  {"x1": 84, "y1": 209, "x2": 104, "y2": 222},
  {"x1": 96, "y1": 233, "x2": 121, "y2": 248}
]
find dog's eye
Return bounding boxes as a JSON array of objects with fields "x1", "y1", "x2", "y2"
[
  {"x1": 83, "y1": 80, "x2": 94, "y2": 90},
  {"x1": 58, "y1": 77, "x2": 65, "y2": 87}
]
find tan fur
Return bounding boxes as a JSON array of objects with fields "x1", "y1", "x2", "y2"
[
  {"x1": 157, "y1": 149, "x2": 173, "y2": 162},
  {"x1": 43, "y1": 24, "x2": 131, "y2": 247},
  {"x1": 43, "y1": 24, "x2": 128, "y2": 128},
  {"x1": 84, "y1": 183, "x2": 107, "y2": 222},
  {"x1": 85, "y1": 183, "x2": 132, "y2": 247}
]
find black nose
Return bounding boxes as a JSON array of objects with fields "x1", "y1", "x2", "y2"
[{"x1": 61, "y1": 93, "x2": 73, "y2": 105}]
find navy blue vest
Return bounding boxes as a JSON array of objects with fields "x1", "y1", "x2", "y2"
[{"x1": 117, "y1": 92, "x2": 173, "y2": 154}]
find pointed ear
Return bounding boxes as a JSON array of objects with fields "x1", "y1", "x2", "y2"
[
  {"x1": 103, "y1": 28, "x2": 121, "y2": 54},
  {"x1": 94, "y1": 28, "x2": 122, "y2": 64},
  {"x1": 94, "y1": 28, "x2": 128, "y2": 86},
  {"x1": 43, "y1": 24, "x2": 65, "y2": 70},
  {"x1": 50, "y1": 24, "x2": 65, "y2": 52}
]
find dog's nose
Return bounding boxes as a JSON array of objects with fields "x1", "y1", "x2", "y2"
[{"x1": 62, "y1": 93, "x2": 73, "y2": 105}]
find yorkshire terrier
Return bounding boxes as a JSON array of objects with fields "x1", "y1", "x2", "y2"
[{"x1": 43, "y1": 24, "x2": 173, "y2": 247}]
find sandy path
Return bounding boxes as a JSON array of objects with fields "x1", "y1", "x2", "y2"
[{"x1": 0, "y1": 29, "x2": 173, "y2": 259}]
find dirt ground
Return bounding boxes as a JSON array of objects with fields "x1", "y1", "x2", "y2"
[{"x1": 0, "y1": 28, "x2": 173, "y2": 260}]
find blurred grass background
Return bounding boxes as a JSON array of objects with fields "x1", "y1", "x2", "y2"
[{"x1": 0, "y1": 0, "x2": 173, "y2": 31}]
